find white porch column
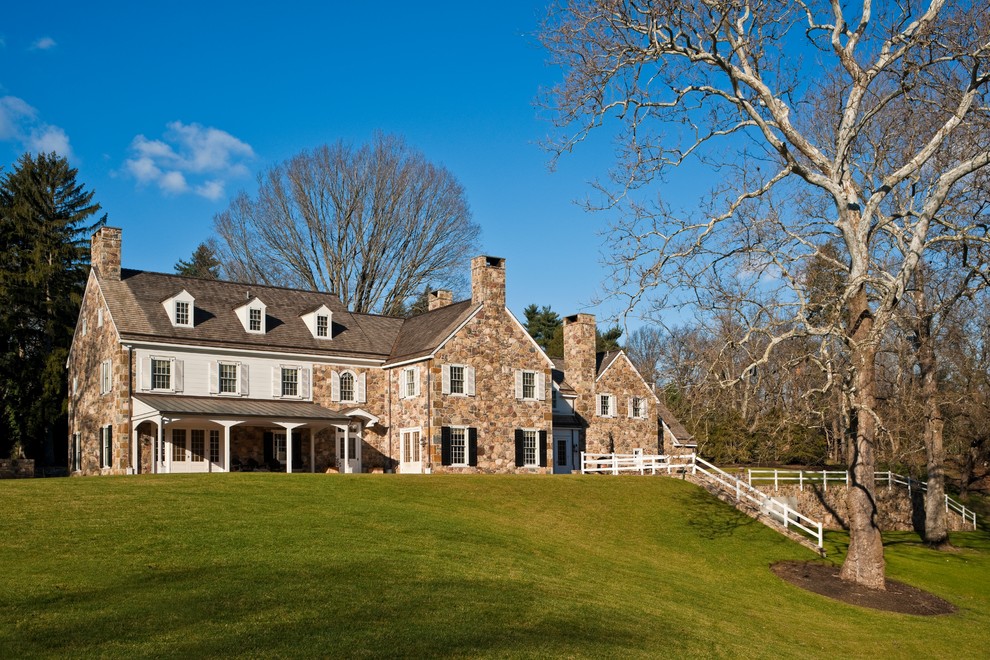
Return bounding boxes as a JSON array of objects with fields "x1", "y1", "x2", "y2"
[
  {"x1": 275, "y1": 422, "x2": 305, "y2": 473},
  {"x1": 132, "y1": 426, "x2": 139, "y2": 474},
  {"x1": 343, "y1": 424, "x2": 350, "y2": 473},
  {"x1": 164, "y1": 419, "x2": 172, "y2": 474},
  {"x1": 154, "y1": 416, "x2": 163, "y2": 475},
  {"x1": 209, "y1": 420, "x2": 241, "y2": 473}
]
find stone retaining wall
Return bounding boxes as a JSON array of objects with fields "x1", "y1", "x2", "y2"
[{"x1": 0, "y1": 459, "x2": 35, "y2": 478}]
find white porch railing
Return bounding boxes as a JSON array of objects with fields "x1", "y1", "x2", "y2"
[
  {"x1": 747, "y1": 468, "x2": 977, "y2": 530},
  {"x1": 580, "y1": 452, "x2": 824, "y2": 550}
]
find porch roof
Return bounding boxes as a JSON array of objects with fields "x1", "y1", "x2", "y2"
[{"x1": 134, "y1": 394, "x2": 351, "y2": 422}]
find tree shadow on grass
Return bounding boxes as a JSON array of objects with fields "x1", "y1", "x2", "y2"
[
  {"x1": 677, "y1": 486, "x2": 761, "y2": 541},
  {"x1": 2, "y1": 560, "x2": 642, "y2": 658}
]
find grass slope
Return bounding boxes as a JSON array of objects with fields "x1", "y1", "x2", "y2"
[{"x1": 1, "y1": 474, "x2": 988, "y2": 658}]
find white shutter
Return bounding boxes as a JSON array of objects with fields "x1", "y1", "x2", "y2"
[
  {"x1": 628, "y1": 398, "x2": 633, "y2": 418},
  {"x1": 331, "y1": 370, "x2": 341, "y2": 402},
  {"x1": 441, "y1": 365, "x2": 451, "y2": 395},
  {"x1": 209, "y1": 361, "x2": 218, "y2": 394},
  {"x1": 398, "y1": 370, "x2": 407, "y2": 400},
  {"x1": 140, "y1": 357, "x2": 151, "y2": 391},
  {"x1": 357, "y1": 372, "x2": 366, "y2": 403},
  {"x1": 515, "y1": 370, "x2": 523, "y2": 400},
  {"x1": 173, "y1": 359, "x2": 184, "y2": 392},
  {"x1": 240, "y1": 364, "x2": 250, "y2": 396},
  {"x1": 537, "y1": 372, "x2": 546, "y2": 401},
  {"x1": 610, "y1": 395, "x2": 617, "y2": 418},
  {"x1": 272, "y1": 366, "x2": 281, "y2": 398},
  {"x1": 596, "y1": 395, "x2": 603, "y2": 416},
  {"x1": 641, "y1": 400, "x2": 648, "y2": 419},
  {"x1": 413, "y1": 366, "x2": 421, "y2": 396},
  {"x1": 466, "y1": 366, "x2": 476, "y2": 396},
  {"x1": 302, "y1": 367, "x2": 311, "y2": 399}
]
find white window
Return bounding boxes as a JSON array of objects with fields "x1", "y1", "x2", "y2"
[
  {"x1": 72, "y1": 433, "x2": 81, "y2": 472},
  {"x1": 523, "y1": 372, "x2": 535, "y2": 399},
  {"x1": 523, "y1": 430, "x2": 538, "y2": 467},
  {"x1": 282, "y1": 367, "x2": 299, "y2": 397},
  {"x1": 401, "y1": 429, "x2": 421, "y2": 464},
  {"x1": 100, "y1": 359, "x2": 112, "y2": 395},
  {"x1": 273, "y1": 432, "x2": 286, "y2": 463},
  {"x1": 219, "y1": 362, "x2": 238, "y2": 394},
  {"x1": 190, "y1": 429, "x2": 205, "y2": 461},
  {"x1": 450, "y1": 427, "x2": 467, "y2": 466},
  {"x1": 249, "y1": 308, "x2": 263, "y2": 332},
  {"x1": 402, "y1": 367, "x2": 420, "y2": 398},
  {"x1": 598, "y1": 394, "x2": 616, "y2": 417},
  {"x1": 209, "y1": 430, "x2": 220, "y2": 463},
  {"x1": 172, "y1": 429, "x2": 186, "y2": 462},
  {"x1": 450, "y1": 365, "x2": 465, "y2": 394},
  {"x1": 100, "y1": 425, "x2": 113, "y2": 468},
  {"x1": 514, "y1": 370, "x2": 545, "y2": 401},
  {"x1": 175, "y1": 300, "x2": 190, "y2": 326},
  {"x1": 442, "y1": 364, "x2": 474, "y2": 396},
  {"x1": 330, "y1": 370, "x2": 362, "y2": 403},
  {"x1": 151, "y1": 358, "x2": 172, "y2": 391},
  {"x1": 630, "y1": 397, "x2": 647, "y2": 419},
  {"x1": 316, "y1": 314, "x2": 329, "y2": 337},
  {"x1": 339, "y1": 371, "x2": 354, "y2": 401}
]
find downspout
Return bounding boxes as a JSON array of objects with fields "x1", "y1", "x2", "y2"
[
  {"x1": 127, "y1": 344, "x2": 134, "y2": 474},
  {"x1": 387, "y1": 366, "x2": 393, "y2": 472},
  {"x1": 427, "y1": 359, "x2": 433, "y2": 472}
]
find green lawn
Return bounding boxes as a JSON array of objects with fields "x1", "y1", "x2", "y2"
[{"x1": 1, "y1": 474, "x2": 987, "y2": 658}]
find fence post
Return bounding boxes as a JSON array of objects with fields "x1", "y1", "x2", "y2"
[
  {"x1": 747, "y1": 468, "x2": 752, "y2": 485},
  {"x1": 612, "y1": 454, "x2": 618, "y2": 476},
  {"x1": 888, "y1": 471, "x2": 892, "y2": 490},
  {"x1": 945, "y1": 494, "x2": 949, "y2": 513},
  {"x1": 580, "y1": 452, "x2": 585, "y2": 474},
  {"x1": 823, "y1": 470, "x2": 827, "y2": 492},
  {"x1": 799, "y1": 471, "x2": 803, "y2": 491},
  {"x1": 907, "y1": 477, "x2": 911, "y2": 496},
  {"x1": 774, "y1": 470, "x2": 778, "y2": 492},
  {"x1": 845, "y1": 470, "x2": 850, "y2": 486}
]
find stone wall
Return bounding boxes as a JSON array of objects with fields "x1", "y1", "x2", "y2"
[
  {"x1": 312, "y1": 364, "x2": 389, "y2": 471},
  {"x1": 751, "y1": 482, "x2": 973, "y2": 532},
  {"x1": 430, "y1": 305, "x2": 552, "y2": 474},
  {"x1": 385, "y1": 361, "x2": 431, "y2": 473},
  {"x1": 586, "y1": 354, "x2": 660, "y2": 455},
  {"x1": 0, "y1": 459, "x2": 35, "y2": 478}
]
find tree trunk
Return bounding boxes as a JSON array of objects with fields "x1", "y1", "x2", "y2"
[
  {"x1": 917, "y1": 313, "x2": 949, "y2": 547},
  {"x1": 839, "y1": 286, "x2": 886, "y2": 590}
]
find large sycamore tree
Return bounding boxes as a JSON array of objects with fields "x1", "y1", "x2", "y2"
[
  {"x1": 543, "y1": 0, "x2": 990, "y2": 588},
  {"x1": 213, "y1": 133, "x2": 480, "y2": 315}
]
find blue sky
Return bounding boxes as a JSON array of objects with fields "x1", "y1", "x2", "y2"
[{"x1": 2, "y1": 1, "x2": 657, "y2": 329}]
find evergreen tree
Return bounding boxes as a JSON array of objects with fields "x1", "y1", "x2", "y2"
[
  {"x1": 174, "y1": 241, "x2": 221, "y2": 279},
  {"x1": 0, "y1": 152, "x2": 104, "y2": 463},
  {"x1": 596, "y1": 326, "x2": 623, "y2": 353},
  {"x1": 523, "y1": 304, "x2": 562, "y2": 353}
]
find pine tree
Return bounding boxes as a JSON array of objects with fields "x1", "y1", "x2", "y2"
[
  {"x1": 0, "y1": 152, "x2": 104, "y2": 463},
  {"x1": 174, "y1": 241, "x2": 221, "y2": 279},
  {"x1": 523, "y1": 304, "x2": 562, "y2": 353}
]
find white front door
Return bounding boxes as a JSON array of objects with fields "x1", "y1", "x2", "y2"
[
  {"x1": 553, "y1": 429, "x2": 577, "y2": 474},
  {"x1": 400, "y1": 428, "x2": 423, "y2": 474},
  {"x1": 336, "y1": 427, "x2": 362, "y2": 473}
]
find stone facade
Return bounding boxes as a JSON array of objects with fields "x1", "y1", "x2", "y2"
[
  {"x1": 0, "y1": 459, "x2": 35, "y2": 478},
  {"x1": 587, "y1": 354, "x2": 659, "y2": 454}
]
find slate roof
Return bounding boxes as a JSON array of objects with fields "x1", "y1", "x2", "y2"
[
  {"x1": 135, "y1": 394, "x2": 349, "y2": 421},
  {"x1": 595, "y1": 350, "x2": 622, "y2": 377},
  {"x1": 95, "y1": 269, "x2": 471, "y2": 362},
  {"x1": 657, "y1": 400, "x2": 694, "y2": 443},
  {"x1": 550, "y1": 358, "x2": 576, "y2": 395}
]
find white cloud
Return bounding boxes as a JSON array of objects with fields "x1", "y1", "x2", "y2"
[
  {"x1": 0, "y1": 94, "x2": 74, "y2": 159},
  {"x1": 123, "y1": 121, "x2": 254, "y2": 200},
  {"x1": 31, "y1": 36, "x2": 57, "y2": 50}
]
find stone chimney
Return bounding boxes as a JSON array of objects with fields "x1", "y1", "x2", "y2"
[
  {"x1": 428, "y1": 289, "x2": 454, "y2": 311},
  {"x1": 91, "y1": 226, "x2": 122, "y2": 281},
  {"x1": 563, "y1": 313, "x2": 597, "y2": 418},
  {"x1": 471, "y1": 256, "x2": 506, "y2": 307}
]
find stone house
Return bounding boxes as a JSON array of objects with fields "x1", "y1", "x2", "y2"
[{"x1": 67, "y1": 227, "x2": 690, "y2": 476}]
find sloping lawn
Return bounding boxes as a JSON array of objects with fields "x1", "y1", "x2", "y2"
[{"x1": 1, "y1": 474, "x2": 987, "y2": 658}]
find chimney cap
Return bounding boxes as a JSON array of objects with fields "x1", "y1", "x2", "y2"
[{"x1": 564, "y1": 313, "x2": 596, "y2": 324}]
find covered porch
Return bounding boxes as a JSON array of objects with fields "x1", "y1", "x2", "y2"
[{"x1": 131, "y1": 394, "x2": 376, "y2": 474}]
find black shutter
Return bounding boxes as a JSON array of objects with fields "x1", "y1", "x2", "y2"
[
  {"x1": 292, "y1": 435, "x2": 303, "y2": 469},
  {"x1": 514, "y1": 429, "x2": 524, "y2": 467},
  {"x1": 99, "y1": 429, "x2": 104, "y2": 468},
  {"x1": 263, "y1": 431, "x2": 273, "y2": 463},
  {"x1": 441, "y1": 427, "x2": 452, "y2": 466},
  {"x1": 539, "y1": 430, "x2": 548, "y2": 467},
  {"x1": 107, "y1": 426, "x2": 113, "y2": 466},
  {"x1": 468, "y1": 428, "x2": 478, "y2": 467}
]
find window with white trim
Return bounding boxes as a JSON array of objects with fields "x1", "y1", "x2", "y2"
[
  {"x1": 151, "y1": 358, "x2": 172, "y2": 391},
  {"x1": 401, "y1": 428, "x2": 421, "y2": 464},
  {"x1": 522, "y1": 371, "x2": 535, "y2": 399},
  {"x1": 100, "y1": 426, "x2": 113, "y2": 468},
  {"x1": 450, "y1": 427, "x2": 467, "y2": 466},
  {"x1": 449, "y1": 365, "x2": 465, "y2": 395},
  {"x1": 523, "y1": 430, "x2": 538, "y2": 467},
  {"x1": 631, "y1": 397, "x2": 645, "y2": 419},
  {"x1": 190, "y1": 429, "x2": 205, "y2": 461},
  {"x1": 172, "y1": 429, "x2": 186, "y2": 462},
  {"x1": 404, "y1": 368, "x2": 417, "y2": 398},
  {"x1": 340, "y1": 371, "x2": 355, "y2": 402},
  {"x1": 316, "y1": 314, "x2": 329, "y2": 337},
  {"x1": 100, "y1": 359, "x2": 112, "y2": 395},
  {"x1": 249, "y1": 307, "x2": 263, "y2": 332},
  {"x1": 273, "y1": 432, "x2": 286, "y2": 463},
  {"x1": 282, "y1": 367, "x2": 299, "y2": 398},
  {"x1": 598, "y1": 394, "x2": 614, "y2": 417},
  {"x1": 219, "y1": 362, "x2": 239, "y2": 394},
  {"x1": 209, "y1": 430, "x2": 220, "y2": 463},
  {"x1": 72, "y1": 433, "x2": 81, "y2": 472},
  {"x1": 175, "y1": 300, "x2": 190, "y2": 326}
]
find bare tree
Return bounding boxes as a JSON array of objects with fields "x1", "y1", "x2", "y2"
[
  {"x1": 543, "y1": 1, "x2": 990, "y2": 588},
  {"x1": 213, "y1": 133, "x2": 480, "y2": 315}
]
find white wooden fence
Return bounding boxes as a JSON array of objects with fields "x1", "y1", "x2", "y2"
[
  {"x1": 747, "y1": 468, "x2": 977, "y2": 530},
  {"x1": 580, "y1": 452, "x2": 824, "y2": 549}
]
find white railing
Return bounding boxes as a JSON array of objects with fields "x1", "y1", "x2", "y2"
[
  {"x1": 691, "y1": 456, "x2": 823, "y2": 549},
  {"x1": 747, "y1": 468, "x2": 977, "y2": 530},
  {"x1": 581, "y1": 452, "x2": 824, "y2": 549},
  {"x1": 580, "y1": 451, "x2": 694, "y2": 475}
]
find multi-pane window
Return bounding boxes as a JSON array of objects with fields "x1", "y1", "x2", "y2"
[
  {"x1": 72, "y1": 433, "x2": 81, "y2": 471},
  {"x1": 632, "y1": 397, "x2": 643, "y2": 419},
  {"x1": 450, "y1": 427, "x2": 467, "y2": 465},
  {"x1": 556, "y1": 439, "x2": 567, "y2": 467},
  {"x1": 249, "y1": 307, "x2": 262, "y2": 332},
  {"x1": 273, "y1": 432, "x2": 286, "y2": 463},
  {"x1": 449, "y1": 365, "x2": 465, "y2": 395},
  {"x1": 100, "y1": 360, "x2": 112, "y2": 395},
  {"x1": 316, "y1": 314, "x2": 329, "y2": 337},
  {"x1": 599, "y1": 394, "x2": 611, "y2": 417},
  {"x1": 282, "y1": 367, "x2": 299, "y2": 397},
  {"x1": 152, "y1": 358, "x2": 171, "y2": 390},
  {"x1": 209, "y1": 430, "x2": 220, "y2": 463},
  {"x1": 190, "y1": 429, "x2": 205, "y2": 461},
  {"x1": 100, "y1": 426, "x2": 113, "y2": 468},
  {"x1": 402, "y1": 429, "x2": 421, "y2": 463},
  {"x1": 172, "y1": 429, "x2": 186, "y2": 462},
  {"x1": 405, "y1": 368, "x2": 416, "y2": 397},
  {"x1": 339, "y1": 372, "x2": 354, "y2": 401},
  {"x1": 523, "y1": 430, "x2": 538, "y2": 467},
  {"x1": 175, "y1": 300, "x2": 190, "y2": 326},
  {"x1": 522, "y1": 371, "x2": 536, "y2": 399},
  {"x1": 219, "y1": 363, "x2": 238, "y2": 394}
]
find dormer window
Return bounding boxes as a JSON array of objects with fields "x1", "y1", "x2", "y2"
[
  {"x1": 235, "y1": 297, "x2": 267, "y2": 334},
  {"x1": 301, "y1": 304, "x2": 333, "y2": 340},
  {"x1": 162, "y1": 289, "x2": 195, "y2": 328}
]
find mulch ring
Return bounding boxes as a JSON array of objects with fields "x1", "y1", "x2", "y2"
[{"x1": 771, "y1": 561, "x2": 956, "y2": 615}]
